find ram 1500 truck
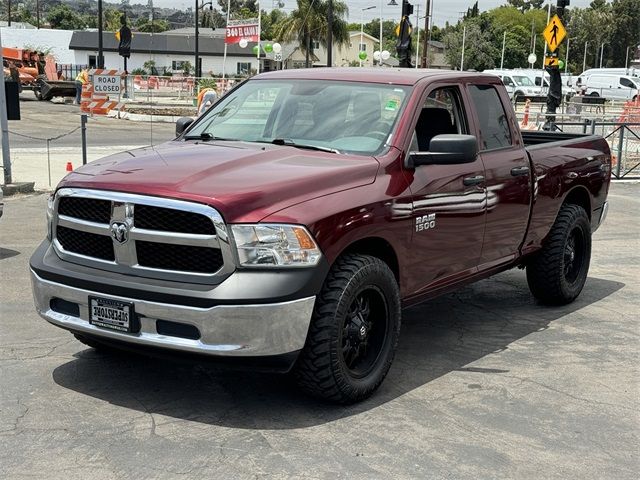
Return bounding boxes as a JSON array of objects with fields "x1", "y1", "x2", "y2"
[{"x1": 30, "y1": 69, "x2": 611, "y2": 403}]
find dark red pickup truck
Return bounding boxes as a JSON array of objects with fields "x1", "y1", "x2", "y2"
[{"x1": 30, "y1": 69, "x2": 611, "y2": 403}]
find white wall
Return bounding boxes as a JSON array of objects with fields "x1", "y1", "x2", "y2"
[
  {"x1": 0, "y1": 27, "x2": 75, "y2": 64},
  {"x1": 74, "y1": 50, "x2": 258, "y2": 76}
]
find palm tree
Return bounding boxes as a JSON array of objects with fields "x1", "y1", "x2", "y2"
[{"x1": 275, "y1": 0, "x2": 349, "y2": 68}]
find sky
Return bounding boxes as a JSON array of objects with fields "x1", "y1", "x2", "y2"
[{"x1": 150, "y1": 0, "x2": 596, "y2": 27}]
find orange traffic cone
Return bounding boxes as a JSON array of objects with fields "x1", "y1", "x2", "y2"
[{"x1": 66, "y1": 162, "x2": 73, "y2": 172}]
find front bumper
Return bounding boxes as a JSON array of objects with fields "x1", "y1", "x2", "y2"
[{"x1": 31, "y1": 269, "x2": 316, "y2": 360}]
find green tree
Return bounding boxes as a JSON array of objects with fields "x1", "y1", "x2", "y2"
[
  {"x1": 275, "y1": 0, "x2": 349, "y2": 67},
  {"x1": 567, "y1": 5, "x2": 613, "y2": 71},
  {"x1": 135, "y1": 18, "x2": 171, "y2": 33},
  {"x1": 217, "y1": 0, "x2": 259, "y2": 19},
  {"x1": 261, "y1": 9, "x2": 289, "y2": 40},
  {"x1": 46, "y1": 4, "x2": 87, "y2": 30},
  {"x1": 443, "y1": 21, "x2": 498, "y2": 71},
  {"x1": 609, "y1": 0, "x2": 640, "y2": 68},
  {"x1": 506, "y1": 0, "x2": 545, "y2": 13},
  {"x1": 104, "y1": 8, "x2": 123, "y2": 31}
]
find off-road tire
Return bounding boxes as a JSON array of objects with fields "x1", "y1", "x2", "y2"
[
  {"x1": 294, "y1": 254, "x2": 401, "y2": 404},
  {"x1": 526, "y1": 204, "x2": 591, "y2": 305}
]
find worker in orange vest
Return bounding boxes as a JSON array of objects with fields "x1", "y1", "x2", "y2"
[{"x1": 75, "y1": 68, "x2": 89, "y2": 105}]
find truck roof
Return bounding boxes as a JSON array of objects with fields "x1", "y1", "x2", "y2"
[{"x1": 254, "y1": 68, "x2": 493, "y2": 86}]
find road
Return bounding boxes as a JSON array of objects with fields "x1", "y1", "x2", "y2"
[
  {"x1": 0, "y1": 184, "x2": 638, "y2": 479},
  {"x1": 9, "y1": 95, "x2": 176, "y2": 148}
]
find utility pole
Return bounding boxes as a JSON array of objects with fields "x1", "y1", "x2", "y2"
[
  {"x1": 0, "y1": 28, "x2": 12, "y2": 185},
  {"x1": 7, "y1": 0, "x2": 11, "y2": 27},
  {"x1": 421, "y1": 0, "x2": 431, "y2": 68},
  {"x1": 195, "y1": 0, "x2": 199, "y2": 77},
  {"x1": 36, "y1": 0, "x2": 40, "y2": 29},
  {"x1": 327, "y1": 0, "x2": 333, "y2": 67},
  {"x1": 98, "y1": 0, "x2": 105, "y2": 68}
]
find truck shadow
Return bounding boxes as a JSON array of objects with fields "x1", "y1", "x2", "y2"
[{"x1": 52, "y1": 271, "x2": 624, "y2": 429}]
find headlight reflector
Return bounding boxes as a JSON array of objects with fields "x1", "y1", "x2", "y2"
[{"x1": 231, "y1": 224, "x2": 321, "y2": 267}]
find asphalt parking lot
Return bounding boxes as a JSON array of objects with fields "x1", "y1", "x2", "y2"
[{"x1": 1, "y1": 184, "x2": 638, "y2": 479}]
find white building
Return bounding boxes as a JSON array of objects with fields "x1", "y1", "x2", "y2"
[
  {"x1": 0, "y1": 27, "x2": 75, "y2": 64},
  {"x1": 69, "y1": 29, "x2": 261, "y2": 76}
]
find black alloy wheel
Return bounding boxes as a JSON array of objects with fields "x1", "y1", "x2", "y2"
[{"x1": 341, "y1": 287, "x2": 389, "y2": 379}]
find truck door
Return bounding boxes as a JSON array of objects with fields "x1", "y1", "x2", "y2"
[
  {"x1": 466, "y1": 84, "x2": 532, "y2": 269},
  {"x1": 405, "y1": 85, "x2": 487, "y2": 295}
]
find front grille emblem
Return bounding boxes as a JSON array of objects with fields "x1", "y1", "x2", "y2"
[{"x1": 110, "y1": 222, "x2": 129, "y2": 244}]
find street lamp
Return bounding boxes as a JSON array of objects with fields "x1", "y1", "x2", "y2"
[
  {"x1": 195, "y1": 0, "x2": 213, "y2": 78},
  {"x1": 599, "y1": 42, "x2": 606, "y2": 69},
  {"x1": 360, "y1": 6, "x2": 376, "y2": 67}
]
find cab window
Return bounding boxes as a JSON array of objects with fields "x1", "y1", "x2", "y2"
[
  {"x1": 411, "y1": 87, "x2": 467, "y2": 152},
  {"x1": 468, "y1": 85, "x2": 512, "y2": 150},
  {"x1": 620, "y1": 77, "x2": 636, "y2": 88}
]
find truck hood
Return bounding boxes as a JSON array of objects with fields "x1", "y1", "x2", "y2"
[{"x1": 58, "y1": 140, "x2": 379, "y2": 223}]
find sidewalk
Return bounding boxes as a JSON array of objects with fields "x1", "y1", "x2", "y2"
[{"x1": 3, "y1": 145, "x2": 146, "y2": 190}]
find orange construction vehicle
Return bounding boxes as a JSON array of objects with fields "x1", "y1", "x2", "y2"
[{"x1": 3, "y1": 47, "x2": 77, "y2": 101}]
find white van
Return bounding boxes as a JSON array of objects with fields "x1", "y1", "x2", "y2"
[
  {"x1": 483, "y1": 70, "x2": 543, "y2": 101},
  {"x1": 511, "y1": 69, "x2": 574, "y2": 100},
  {"x1": 576, "y1": 68, "x2": 639, "y2": 93},
  {"x1": 584, "y1": 74, "x2": 639, "y2": 100}
]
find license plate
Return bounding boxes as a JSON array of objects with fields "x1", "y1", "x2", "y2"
[{"x1": 89, "y1": 296, "x2": 136, "y2": 333}]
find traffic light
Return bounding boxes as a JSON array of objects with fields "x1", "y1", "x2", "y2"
[
  {"x1": 402, "y1": 0, "x2": 414, "y2": 16},
  {"x1": 556, "y1": 0, "x2": 570, "y2": 15}
]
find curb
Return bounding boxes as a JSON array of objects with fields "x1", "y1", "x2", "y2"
[{"x1": 1, "y1": 182, "x2": 36, "y2": 196}]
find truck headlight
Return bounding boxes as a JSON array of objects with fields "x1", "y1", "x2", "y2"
[
  {"x1": 46, "y1": 194, "x2": 55, "y2": 240},
  {"x1": 230, "y1": 224, "x2": 322, "y2": 267}
]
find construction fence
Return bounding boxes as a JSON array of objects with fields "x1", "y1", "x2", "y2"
[{"x1": 516, "y1": 98, "x2": 640, "y2": 179}]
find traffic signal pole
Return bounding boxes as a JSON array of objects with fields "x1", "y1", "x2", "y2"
[
  {"x1": 396, "y1": 0, "x2": 414, "y2": 68},
  {"x1": 544, "y1": 0, "x2": 570, "y2": 131}
]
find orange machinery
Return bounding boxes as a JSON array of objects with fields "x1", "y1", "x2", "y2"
[{"x1": 3, "y1": 47, "x2": 77, "y2": 100}]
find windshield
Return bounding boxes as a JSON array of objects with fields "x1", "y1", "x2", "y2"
[
  {"x1": 186, "y1": 79, "x2": 410, "y2": 155},
  {"x1": 513, "y1": 76, "x2": 534, "y2": 87}
]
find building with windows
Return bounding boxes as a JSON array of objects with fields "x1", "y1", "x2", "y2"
[{"x1": 68, "y1": 29, "x2": 261, "y2": 76}]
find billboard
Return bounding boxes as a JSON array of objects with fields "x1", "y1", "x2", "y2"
[{"x1": 225, "y1": 18, "x2": 260, "y2": 44}]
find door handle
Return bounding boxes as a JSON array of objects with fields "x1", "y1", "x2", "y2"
[
  {"x1": 463, "y1": 175, "x2": 485, "y2": 186},
  {"x1": 511, "y1": 166, "x2": 530, "y2": 177}
]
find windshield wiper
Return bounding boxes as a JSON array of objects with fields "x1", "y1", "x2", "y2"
[
  {"x1": 268, "y1": 138, "x2": 340, "y2": 154},
  {"x1": 183, "y1": 133, "x2": 236, "y2": 141}
]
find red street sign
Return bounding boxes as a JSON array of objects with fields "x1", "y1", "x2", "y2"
[{"x1": 225, "y1": 19, "x2": 259, "y2": 44}]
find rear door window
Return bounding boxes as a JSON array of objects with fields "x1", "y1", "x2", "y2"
[{"x1": 468, "y1": 85, "x2": 512, "y2": 150}]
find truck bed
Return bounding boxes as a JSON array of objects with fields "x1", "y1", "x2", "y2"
[{"x1": 521, "y1": 130, "x2": 600, "y2": 148}]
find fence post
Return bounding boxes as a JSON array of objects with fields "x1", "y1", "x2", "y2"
[
  {"x1": 81, "y1": 114, "x2": 88, "y2": 165},
  {"x1": 590, "y1": 119, "x2": 596, "y2": 135},
  {"x1": 616, "y1": 125, "x2": 624, "y2": 179}
]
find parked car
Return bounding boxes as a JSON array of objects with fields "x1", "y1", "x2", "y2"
[
  {"x1": 575, "y1": 68, "x2": 640, "y2": 95},
  {"x1": 30, "y1": 69, "x2": 612, "y2": 403},
  {"x1": 583, "y1": 74, "x2": 639, "y2": 100},
  {"x1": 483, "y1": 69, "x2": 543, "y2": 101}
]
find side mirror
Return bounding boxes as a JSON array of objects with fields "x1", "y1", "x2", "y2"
[
  {"x1": 176, "y1": 117, "x2": 194, "y2": 136},
  {"x1": 409, "y1": 134, "x2": 478, "y2": 168}
]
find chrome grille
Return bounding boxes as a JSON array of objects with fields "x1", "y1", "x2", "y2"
[
  {"x1": 134, "y1": 204, "x2": 216, "y2": 234},
  {"x1": 57, "y1": 225, "x2": 115, "y2": 261},
  {"x1": 52, "y1": 189, "x2": 233, "y2": 284},
  {"x1": 58, "y1": 197, "x2": 111, "y2": 223}
]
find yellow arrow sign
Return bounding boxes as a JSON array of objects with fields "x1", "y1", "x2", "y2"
[
  {"x1": 545, "y1": 56, "x2": 558, "y2": 67},
  {"x1": 543, "y1": 14, "x2": 566, "y2": 53}
]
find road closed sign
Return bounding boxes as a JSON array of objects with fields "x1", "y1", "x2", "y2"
[{"x1": 94, "y1": 75, "x2": 121, "y2": 94}]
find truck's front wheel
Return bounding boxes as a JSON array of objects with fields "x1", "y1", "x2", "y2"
[
  {"x1": 526, "y1": 204, "x2": 591, "y2": 305},
  {"x1": 294, "y1": 254, "x2": 401, "y2": 403}
]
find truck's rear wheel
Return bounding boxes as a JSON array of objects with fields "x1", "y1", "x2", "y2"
[
  {"x1": 526, "y1": 204, "x2": 591, "y2": 305},
  {"x1": 294, "y1": 254, "x2": 401, "y2": 403}
]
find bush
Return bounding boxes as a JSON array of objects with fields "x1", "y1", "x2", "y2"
[{"x1": 131, "y1": 68, "x2": 147, "y2": 76}]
